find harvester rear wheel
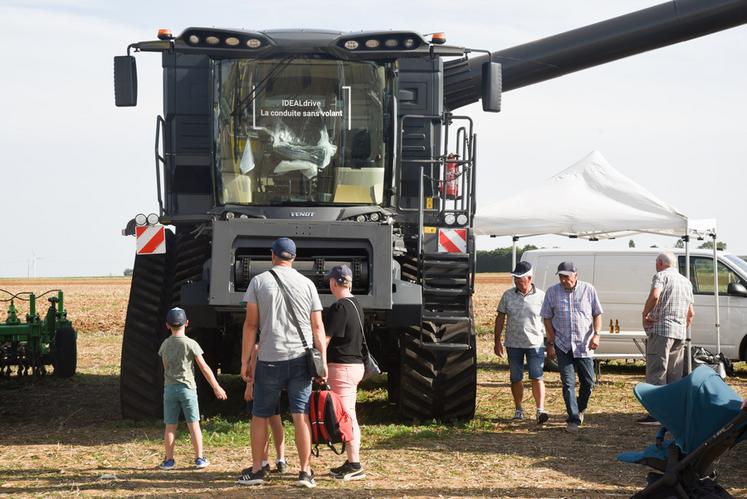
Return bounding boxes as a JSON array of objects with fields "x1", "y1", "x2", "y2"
[
  {"x1": 53, "y1": 326, "x2": 77, "y2": 377},
  {"x1": 399, "y1": 320, "x2": 476, "y2": 422}
]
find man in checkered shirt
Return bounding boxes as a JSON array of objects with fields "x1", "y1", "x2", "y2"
[
  {"x1": 541, "y1": 261, "x2": 603, "y2": 434},
  {"x1": 638, "y1": 252, "x2": 694, "y2": 424}
]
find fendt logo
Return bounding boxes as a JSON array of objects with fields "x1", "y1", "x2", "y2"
[{"x1": 290, "y1": 212, "x2": 315, "y2": 217}]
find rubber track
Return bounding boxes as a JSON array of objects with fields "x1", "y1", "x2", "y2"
[
  {"x1": 399, "y1": 317, "x2": 477, "y2": 422},
  {"x1": 120, "y1": 230, "x2": 210, "y2": 420},
  {"x1": 120, "y1": 231, "x2": 174, "y2": 420}
]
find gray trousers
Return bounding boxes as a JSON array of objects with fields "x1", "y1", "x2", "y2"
[{"x1": 645, "y1": 334, "x2": 685, "y2": 385}]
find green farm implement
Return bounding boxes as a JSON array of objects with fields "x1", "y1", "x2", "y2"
[{"x1": 0, "y1": 289, "x2": 76, "y2": 377}]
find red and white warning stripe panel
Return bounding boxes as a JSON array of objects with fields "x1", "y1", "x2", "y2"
[
  {"x1": 136, "y1": 225, "x2": 166, "y2": 255},
  {"x1": 438, "y1": 228, "x2": 467, "y2": 253}
]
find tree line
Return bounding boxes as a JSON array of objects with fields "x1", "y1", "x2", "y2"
[{"x1": 476, "y1": 245, "x2": 538, "y2": 273}]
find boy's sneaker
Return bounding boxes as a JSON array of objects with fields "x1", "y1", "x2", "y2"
[
  {"x1": 194, "y1": 457, "x2": 209, "y2": 468},
  {"x1": 296, "y1": 470, "x2": 316, "y2": 488},
  {"x1": 237, "y1": 467, "x2": 268, "y2": 486},
  {"x1": 276, "y1": 459, "x2": 289, "y2": 473},
  {"x1": 536, "y1": 409, "x2": 549, "y2": 425},
  {"x1": 329, "y1": 461, "x2": 365, "y2": 481},
  {"x1": 159, "y1": 458, "x2": 176, "y2": 470},
  {"x1": 512, "y1": 408, "x2": 524, "y2": 420}
]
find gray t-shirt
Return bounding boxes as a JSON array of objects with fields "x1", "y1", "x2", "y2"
[
  {"x1": 158, "y1": 335, "x2": 204, "y2": 391},
  {"x1": 497, "y1": 285, "x2": 546, "y2": 348},
  {"x1": 243, "y1": 265, "x2": 323, "y2": 362}
]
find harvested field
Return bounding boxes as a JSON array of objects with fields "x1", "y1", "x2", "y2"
[{"x1": 0, "y1": 275, "x2": 745, "y2": 498}]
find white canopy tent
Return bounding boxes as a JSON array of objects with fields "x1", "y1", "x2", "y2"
[{"x1": 474, "y1": 151, "x2": 720, "y2": 370}]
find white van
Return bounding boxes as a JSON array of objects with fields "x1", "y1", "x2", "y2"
[{"x1": 521, "y1": 248, "x2": 747, "y2": 361}]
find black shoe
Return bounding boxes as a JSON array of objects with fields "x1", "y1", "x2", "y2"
[
  {"x1": 637, "y1": 415, "x2": 661, "y2": 426},
  {"x1": 329, "y1": 461, "x2": 366, "y2": 481},
  {"x1": 262, "y1": 463, "x2": 270, "y2": 474},
  {"x1": 275, "y1": 459, "x2": 288, "y2": 473},
  {"x1": 296, "y1": 470, "x2": 316, "y2": 488},
  {"x1": 237, "y1": 467, "x2": 268, "y2": 486}
]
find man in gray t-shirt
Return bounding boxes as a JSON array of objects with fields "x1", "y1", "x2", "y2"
[{"x1": 238, "y1": 237, "x2": 327, "y2": 488}]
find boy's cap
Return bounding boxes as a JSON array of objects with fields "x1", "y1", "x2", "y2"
[
  {"x1": 166, "y1": 307, "x2": 187, "y2": 326},
  {"x1": 511, "y1": 261, "x2": 533, "y2": 278},
  {"x1": 271, "y1": 237, "x2": 296, "y2": 260},
  {"x1": 326, "y1": 265, "x2": 353, "y2": 283},
  {"x1": 556, "y1": 261, "x2": 578, "y2": 276}
]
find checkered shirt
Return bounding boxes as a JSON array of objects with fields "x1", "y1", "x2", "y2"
[
  {"x1": 540, "y1": 280, "x2": 603, "y2": 358},
  {"x1": 648, "y1": 267, "x2": 694, "y2": 340}
]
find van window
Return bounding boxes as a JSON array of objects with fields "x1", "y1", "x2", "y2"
[{"x1": 685, "y1": 257, "x2": 743, "y2": 294}]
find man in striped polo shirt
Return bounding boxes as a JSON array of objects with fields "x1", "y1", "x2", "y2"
[{"x1": 541, "y1": 261, "x2": 603, "y2": 434}]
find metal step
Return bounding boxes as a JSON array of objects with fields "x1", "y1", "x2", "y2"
[
  {"x1": 422, "y1": 285, "x2": 469, "y2": 297},
  {"x1": 422, "y1": 252, "x2": 470, "y2": 261},
  {"x1": 414, "y1": 339, "x2": 471, "y2": 352},
  {"x1": 422, "y1": 311, "x2": 471, "y2": 324}
]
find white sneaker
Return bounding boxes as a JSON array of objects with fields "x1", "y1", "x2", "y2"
[
  {"x1": 579, "y1": 411, "x2": 585, "y2": 425},
  {"x1": 512, "y1": 408, "x2": 524, "y2": 420},
  {"x1": 536, "y1": 409, "x2": 549, "y2": 424}
]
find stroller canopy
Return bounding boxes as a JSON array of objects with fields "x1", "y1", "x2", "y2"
[{"x1": 634, "y1": 366, "x2": 744, "y2": 454}]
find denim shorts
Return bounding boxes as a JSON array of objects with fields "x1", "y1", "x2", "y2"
[
  {"x1": 506, "y1": 347, "x2": 545, "y2": 383},
  {"x1": 253, "y1": 355, "x2": 311, "y2": 418},
  {"x1": 163, "y1": 383, "x2": 200, "y2": 424}
]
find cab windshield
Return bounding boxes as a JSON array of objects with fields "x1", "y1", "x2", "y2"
[{"x1": 214, "y1": 58, "x2": 389, "y2": 205}]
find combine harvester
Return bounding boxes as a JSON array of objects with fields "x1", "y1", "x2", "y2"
[{"x1": 113, "y1": 0, "x2": 747, "y2": 420}]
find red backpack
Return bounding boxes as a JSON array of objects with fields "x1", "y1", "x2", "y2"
[{"x1": 308, "y1": 383, "x2": 354, "y2": 456}]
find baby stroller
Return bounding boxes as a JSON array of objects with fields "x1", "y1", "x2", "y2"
[{"x1": 618, "y1": 366, "x2": 747, "y2": 498}]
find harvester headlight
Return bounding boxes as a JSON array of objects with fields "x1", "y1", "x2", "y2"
[
  {"x1": 456, "y1": 213, "x2": 468, "y2": 226},
  {"x1": 206, "y1": 36, "x2": 220, "y2": 45},
  {"x1": 246, "y1": 38, "x2": 262, "y2": 48},
  {"x1": 344, "y1": 40, "x2": 359, "y2": 50},
  {"x1": 384, "y1": 39, "x2": 398, "y2": 48},
  {"x1": 147, "y1": 213, "x2": 160, "y2": 225},
  {"x1": 188, "y1": 34, "x2": 200, "y2": 44},
  {"x1": 225, "y1": 37, "x2": 240, "y2": 46},
  {"x1": 225, "y1": 211, "x2": 235, "y2": 220},
  {"x1": 355, "y1": 214, "x2": 367, "y2": 223},
  {"x1": 403, "y1": 38, "x2": 416, "y2": 49},
  {"x1": 444, "y1": 213, "x2": 456, "y2": 225},
  {"x1": 134, "y1": 213, "x2": 147, "y2": 226},
  {"x1": 369, "y1": 212, "x2": 381, "y2": 222},
  {"x1": 365, "y1": 39, "x2": 380, "y2": 49}
]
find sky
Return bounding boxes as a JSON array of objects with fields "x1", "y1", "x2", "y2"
[{"x1": 1, "y1": 0, "x2": 746, "y2": 277}]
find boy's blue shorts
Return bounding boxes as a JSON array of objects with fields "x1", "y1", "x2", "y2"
[{"x1": 163, "y1": 383, "x2": 200, "y2": 424}]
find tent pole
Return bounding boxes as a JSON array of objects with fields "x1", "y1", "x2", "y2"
[
  {"x1": 684, "y1": 235, "x2": 692, "y2": 375},
  {"x1": 512, "y1": 236, "x2": 519, "y2": 269},
  {"x1": 712, "y1": 232, "x2": 721, "y2": 354}
]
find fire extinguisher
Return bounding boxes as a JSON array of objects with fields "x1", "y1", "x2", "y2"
[{"x1": 444, "y1": 154, "x2": 459, "y2": 197}]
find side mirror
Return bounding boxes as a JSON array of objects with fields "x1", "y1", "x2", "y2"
[
  {"x1": 727, "y1": 282, "x2": 747, "y2": 297},
  {"x1": 481, "y1": 62, "x2": 501, "y2": 113},
  {"x1": 114, "y1": 55, "x2": 138, "y2": 107}
]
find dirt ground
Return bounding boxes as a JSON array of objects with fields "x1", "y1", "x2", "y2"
[{"x1": 1, "y1": 275, "x2": 745, "y2": 498}]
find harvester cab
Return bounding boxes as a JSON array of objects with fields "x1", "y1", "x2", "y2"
[{"x1": 114, "y1": 0, "x2": 747, "y2": 421}]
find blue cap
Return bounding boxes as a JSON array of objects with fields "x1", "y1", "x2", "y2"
[
  {"x1": 511, "y1": 261, "x2": 533, "y2": 278},
  {"x1": 166, "y1": 307, "x2": 187, "y2": 327},
  {"x1": 326, "y1": 265, "x2": 353, "y2": 284},
  {"x1": 271, "y1": 237, "x2": 296, "y2": 260},
  {"x1": 556, "y1": 261, "x2": 578, "y2": 275}
]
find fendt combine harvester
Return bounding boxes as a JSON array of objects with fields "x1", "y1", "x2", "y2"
[{"x1": 114, "y1": 0, "x2": 747, "y2": 420}]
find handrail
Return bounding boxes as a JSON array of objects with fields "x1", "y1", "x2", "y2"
[{"x1": 154, "y1": 115, "x2": 166, "y2": 215}]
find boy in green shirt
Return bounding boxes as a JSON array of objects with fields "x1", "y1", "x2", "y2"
[{"x1": 158, "y1": 307, "x2": 227, "y2": 470}]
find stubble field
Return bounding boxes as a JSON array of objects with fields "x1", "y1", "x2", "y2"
[{"x1": 0, "y1": 275, "x2": 745, "y2": 498}]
